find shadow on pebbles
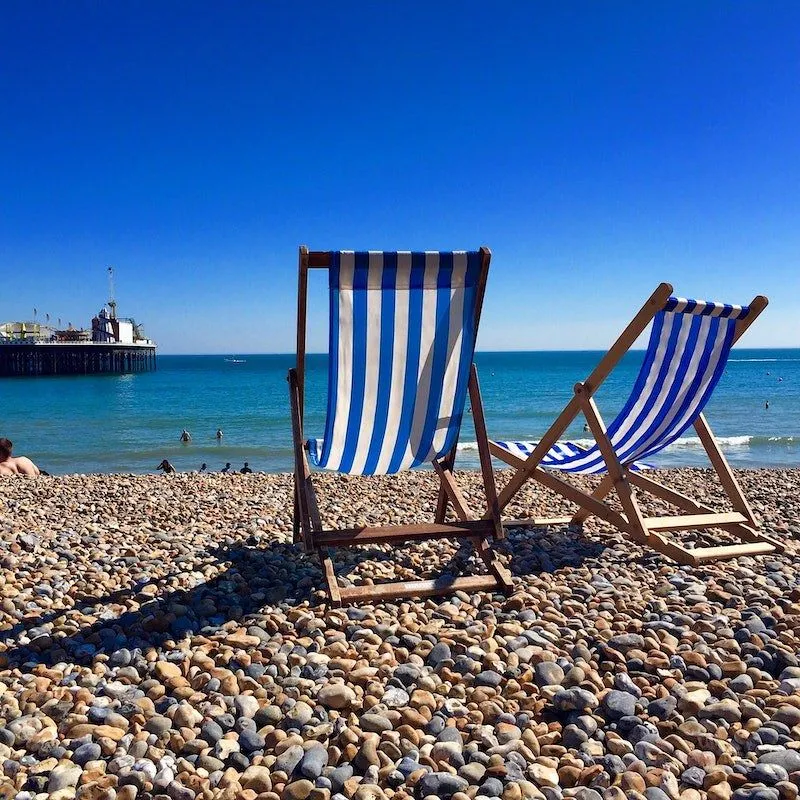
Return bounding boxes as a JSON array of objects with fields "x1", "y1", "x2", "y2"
[{"x1": 0, "y1": 468, "x2": 798, "y2": 800}]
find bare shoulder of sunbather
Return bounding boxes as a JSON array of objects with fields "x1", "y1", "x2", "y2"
[{"x1": 13, "y1": 456, "x2": 40, "y2": 477}]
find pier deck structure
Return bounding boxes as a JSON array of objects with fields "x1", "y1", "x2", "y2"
[{"x1": 0, "y1": 341, "x2": 156, "y2": 376}]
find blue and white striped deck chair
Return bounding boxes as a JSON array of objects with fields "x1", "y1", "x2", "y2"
[
  {"x1": 489, "y1": 283, "x2": 783, "y2": 565},
  {"x1": 288, "y1": 246, "x2": 512, "y2": 606}
]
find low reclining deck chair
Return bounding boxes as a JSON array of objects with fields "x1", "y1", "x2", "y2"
[
  {"x1": 288, "y1": 246, "x2": 512, "y2": 605},
  {"x1": 489, "y1": 283, "x2": 784, "y2": 565}
]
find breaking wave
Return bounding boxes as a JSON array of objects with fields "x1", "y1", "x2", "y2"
[{"x1": 457, "y1": 435, "x2": 797, "y2": 451}]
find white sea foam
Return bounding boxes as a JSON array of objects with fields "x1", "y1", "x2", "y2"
[{"x1": 458, "y1": 434, "x2": 797, "y2": 452}]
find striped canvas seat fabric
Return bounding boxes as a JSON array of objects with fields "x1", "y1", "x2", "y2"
[
  {"x1": 308, "y1": 251, "x2": 482, "y2": 475},
  {"x1": 492, "y1": 440, "x2": 651, "y2": 471},
  {"x1": 493, "y1": 297, "x2": 748, "y2": 475}
]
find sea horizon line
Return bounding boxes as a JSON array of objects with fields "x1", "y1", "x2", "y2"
[{"x1": 154, "y1": 345, "x2": 800, "y2": 357}]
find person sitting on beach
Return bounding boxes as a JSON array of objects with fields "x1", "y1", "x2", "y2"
[
  {"x1": 156, "y1": 459, "x2": 176, "y2": 474},
  {"x1": 0, "y1": 438, "x2": 41, "y2": 477},
  {"x1": 199, "y1": 462, "x2": 207, "y2": 472},
  {"x1": 180, "y1": 429, "x2": 191, "y2": 443},
  {"x1": 221, "y1": 462, "x2": 232, "y2": 473},
  {"x1": 240, "y1": 462, "x2": 253, "y2": 474}
]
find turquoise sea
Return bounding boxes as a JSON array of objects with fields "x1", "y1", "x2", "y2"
[{"x1": 1, "y1": 349, "x2": 798, "y2": 475}]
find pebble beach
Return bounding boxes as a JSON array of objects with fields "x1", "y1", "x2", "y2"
[{"x1": 0, "y1": 468, "x2": 799, "y2": 800}]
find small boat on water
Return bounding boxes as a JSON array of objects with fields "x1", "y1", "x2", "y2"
[{"x1": 224, "y1": 357, "x2": 246, "y2": 363}]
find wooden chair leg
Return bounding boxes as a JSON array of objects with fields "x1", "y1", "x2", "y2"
[
  {"x1": 694, "y1": 413, "x2": 758, "y2": 526},
  {"x1": 578, "y1": 389, "x2": 651, "y2": 545},
  {"x1": 473, "y1": 537, "x2": 513, "y2": 592},
  {"x1": 292, "y1": 484, "x2": 301, "y2": 544},
  {"x1": 469, "y1": 365, "x2": 504, "y2": 539},
  {"x1": 289, "y1": 368, "x2": 316, "y2": 553},
  {"x1": 434, "y1": 449, "x2": 457, "y2": 523},
  {"x1": 433, "y1": 460, "x2": 475, "y2": 521},
  {"x1": 319, "y1": 548, "x2": 342, "y2": 606}
]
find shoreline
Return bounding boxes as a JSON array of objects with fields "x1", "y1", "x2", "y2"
[
  {"x1": 0, "y1": 468, "x2": 798, "y2": 799},
  {"x1": 9, "y1": 451, "x2": 800, "y2": 478}
]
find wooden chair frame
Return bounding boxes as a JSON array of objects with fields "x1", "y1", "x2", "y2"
[
  {"x1": 488, "y1": 282, "x2": 785, "y2": 565},
  {"x1": 288, "y1": 246, "x2": 512, "y2": 605}
]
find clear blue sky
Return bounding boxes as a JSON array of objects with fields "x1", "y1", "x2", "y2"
[{"x1": 2, "y1": 1, "x2": 798, "y2": 353}]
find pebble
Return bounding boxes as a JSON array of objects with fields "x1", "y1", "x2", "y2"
[
  {"x1": 318, "y1": 683, "x2": 356, "y2": 709},
  {"x1": 534, "y1": 662, "x2": 565, "y2": 687},
  {"x1": 602, "y1": 690, "x2": 636, "y2": 719}
]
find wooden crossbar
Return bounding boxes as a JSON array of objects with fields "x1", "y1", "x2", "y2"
[
  {"x1": 690, "y1": 542, "x2": 777, "y2": 561},
  {"x1": 644, "y1": 512, "x2": 748, "y2": 532},
  {"x1": 338, "y1": 574, "x2": 505, "y2": 603},
  {"x1": 503, "y1": 516, "x2": 574, "y2": 528},
  {"x1": 313, "y1": 521, "x2": 496, "y2": 547}
]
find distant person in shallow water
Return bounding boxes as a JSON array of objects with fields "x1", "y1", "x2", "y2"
[
  {"x1": 216, "y1": 429, "x2": 223, "y2": 440},
  {"x1": 240, "y1": 462, "x2": 253, "y2": 474},
  {"x1": 0, "y1": 438, "x2": 41, "y2": 477},
  {"x1": 156, "y1": 459, "x2": 176, "y2": 474},
  {"x1": 221, "y1": 462, "x2": 232, "y2": 473},
  {"x1": 199, "y1": 463, "x2": 207, "y2": 472},
  {"x1": 765, "y1": 401, "x2": 770, "y2": 410},
  {"x1": 180, "y1": 429, "x2": 191, "y2": 443}
]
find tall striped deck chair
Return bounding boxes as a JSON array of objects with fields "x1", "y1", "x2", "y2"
[
  {"x1": 489, "y1": 283, "x2": 784, "y2": 565},
  {"x1": 288, "y1": 246, "x2": 512, "y2": 606}
]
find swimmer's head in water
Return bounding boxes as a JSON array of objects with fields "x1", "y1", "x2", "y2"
[{"x1": 0, "y1": 439, "x2": 12, "y2": 460}]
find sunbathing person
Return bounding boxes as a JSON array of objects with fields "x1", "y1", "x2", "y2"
[{"x1": 0, "y1": 438, "x2": 41, "y2": 477}]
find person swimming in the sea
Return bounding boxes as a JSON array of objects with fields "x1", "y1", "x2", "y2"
[
  {"x1": 240, "y1": 462, "x2": 253, "y2": 474},
  {"x1": 0, "y1": 438, "x2": 41, "y2": 477},
  {"x1": 221, "y1": 462, "x2": 232, "y2": 473},
  {"x1": 199, "y1": 463, "x2": 207, "y2": 472},
  {"x1": 180, "y1": 429, "x2": 191, "y2": 443},
  {"x1": 156, "y1": 459, "x2": 176, "y2": 474}
]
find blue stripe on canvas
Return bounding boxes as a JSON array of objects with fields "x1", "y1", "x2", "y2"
[
  {"x1": 410, "y1": 253, "x2": 454, "y2": 467},
  {"x1": 387, "y1": 252, "x2": 428, "y2": 474},
  {"x1": 336, "y1": 253, "x2": 369, "y2": 474},
  {"x1": 362, "y1": 253, "x2": 398, "y2": 475}
]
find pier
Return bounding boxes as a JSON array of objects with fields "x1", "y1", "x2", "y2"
[{"x1": 0, "y1": 341, "x2": 156, "y2": 377}]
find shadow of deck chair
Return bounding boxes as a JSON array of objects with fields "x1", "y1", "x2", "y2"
[
  {"x1": 489, "y1": 282, "x2": 784, "y2": 565},
  {"x1": 288, "y1": 246, "x2": 512, "y2": 606}
]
